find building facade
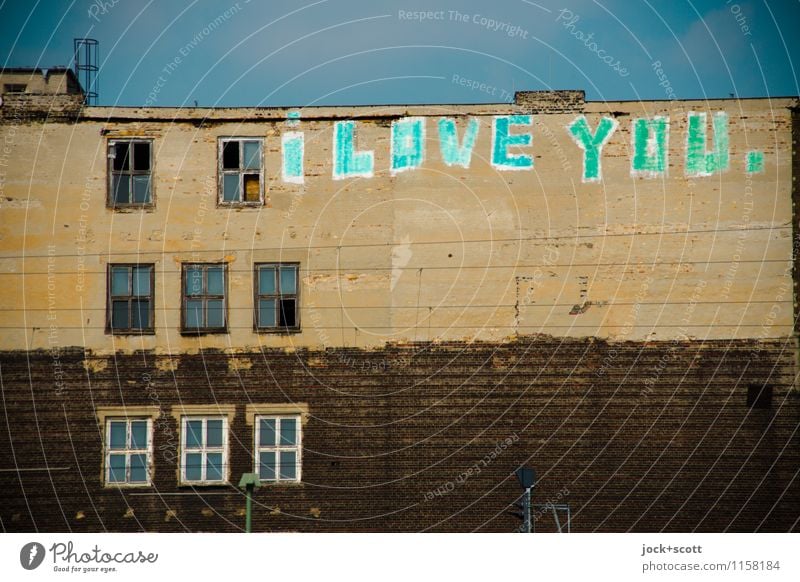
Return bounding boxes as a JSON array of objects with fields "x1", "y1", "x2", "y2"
[{"x1": 1, "y1": 71, "x2": 798, "y2": 531}]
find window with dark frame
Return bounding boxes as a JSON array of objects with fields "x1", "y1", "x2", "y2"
[
  {"x1": 255, "y1": 263, "x2": 299, "y2": 331},
  {"x1": 219, "y1": 138, "x2": 263, "y2": 204},
  {"x1": 182, "y1": 263, "x2": 227, "y2": 333},
  {"x1": 108, "y1": 139, "x2": 153, "y2": 206},
  {"x1": 108, "y1": 264, "x2": 154, "y2": 333},
  {"x1": 3, "y1": 83, "x2": 27, "y2": 93}
]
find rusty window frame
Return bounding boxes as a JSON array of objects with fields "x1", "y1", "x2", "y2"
[
  {"x1": 106, "y1": 264, "x2": 155, "y2": 334},
  {"x1": 181, "y1": 263, "x2": 228, "y2": 334},
  {"x1": 218, "y1": 137, "x2": 264, "y2": 206},
  {"x1": 253, "y1": 263, "x2": 300, "y2": 332},
  {"x1": 107, "y1": 138, "x2": 154, "y2": 208}
]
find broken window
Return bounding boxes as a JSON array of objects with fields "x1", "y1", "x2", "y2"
[
  {"x1": 107, "y1": 264, "x2": 154, "y2": 333},
  {"x1": 255, "y1": 263, "x2": 299, "y2": 331},
  {"x1": 182, "y1": 263, "x2": 227, "y2": 333},
  {"x1": 254, "y1": 415, "x2": 301, "y2": 482},
  {"x1": 108, "y1": 139, "x2": 153, "y2": 206},
  {"x1": 219, "y1": 138, "x2": 263, "y2": 204}
]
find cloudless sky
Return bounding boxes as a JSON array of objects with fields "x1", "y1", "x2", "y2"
[{"x1": 1, "y1": 0, "x2": 798, "y2": 106}]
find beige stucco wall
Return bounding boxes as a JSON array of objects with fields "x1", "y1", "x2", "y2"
[
  {"x1": 0, "y1": 70, "x2": 78, "y2": 94},
  {"x1": 0, "y1": 97, "x2": 795, "y2": 353}
]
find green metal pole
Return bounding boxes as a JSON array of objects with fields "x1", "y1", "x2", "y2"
[{"x1": 245, "y1": 484, "x2": 253, "y2": 533}]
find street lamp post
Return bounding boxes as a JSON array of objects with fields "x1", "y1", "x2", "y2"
[
  {"x1": 238, "y1": 473, "x2": 261, "y2": 533},
  {"x1": 515, "y1": 467, "x2": 537, "y2": 533}
]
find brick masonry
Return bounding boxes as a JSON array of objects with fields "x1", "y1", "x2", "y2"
[{"x1": 1, "y1": 337, "x2": 797, "y2": 533}]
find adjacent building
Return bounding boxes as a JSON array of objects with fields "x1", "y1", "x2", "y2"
[{"x1": 1, "y1": 68, "x2": 798, "y2": 531}]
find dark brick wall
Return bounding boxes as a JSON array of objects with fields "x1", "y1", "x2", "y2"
[
  {"x1": 0, "y1": 93, "x2": 83, "y2": 121},
  {"x1": 1, "y1": 337, "x2": 798, "y2": 533},
  {"x1": 515, "y1": 90, "x2": 585, "y2": 113}
]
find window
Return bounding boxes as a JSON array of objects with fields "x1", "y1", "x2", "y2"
[
  {"x1": 219, "y1": 138, "x2": 263, "y2": 204},
  {"x1": 107, "y1": 264, "x2": 154, "y2": 333},
  {"x1": 181, "y1": 417, "x2": 228, "y2": 484},
  {"x1": 255, "y1": 415, "x2": 301, "y2": 482},
  {"x1": 255, "y1": 263, "x2": 299, "y2": 330},
  {"x1": 108, "y1": 139, "x2": 153, "y2": 206},
  {"x1": 182, "y1": 263, "x2": 227, "y2": 333},
  {"x1": 3, "y1": 83, "x2": 26, "y2": 93},
  {"x1": 105, "y1": 418, "x2": 152, "y2": 486}
]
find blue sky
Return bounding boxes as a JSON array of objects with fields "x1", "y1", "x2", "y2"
[{"x1": 1, "y1": 0, "x2": 798, "y2": 106}]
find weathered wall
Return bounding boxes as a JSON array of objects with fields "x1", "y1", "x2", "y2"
[
  {"x1": 0, "y1": 340, "x2": 797, "y2": 532},
  {"x1": 0, "y1": 69, "x2": 80, "y2": 96},
  {"x1": 0, "y1": 95, "x2": 796, "y2": 353}
]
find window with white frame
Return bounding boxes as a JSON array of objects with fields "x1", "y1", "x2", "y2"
[
  {"x1": 181, "y1": 416, "x2": 228, "y2": 484},
  {"x1": 255, "y1": 415, "x2": 301, "y2": 482},
  {"x1": 105, "y1": 418, "x2": 152, "y2": 485},
  {"x1": 219, "y1": 138, "x2": 263, "y2": 204}
]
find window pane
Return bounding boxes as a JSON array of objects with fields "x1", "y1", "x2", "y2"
[
  {"x1": 259, "y1": 451, "x2": 276, "y2": 481},
  {"x1": 186, "y1": 267, "x2": 203, "y2": 296},
  {"x1": 130, "y1": 421, "x2": 148, "y2": 448},
  {"x1": 206, "y1": 299, "x2": 224, "y2": 328},
  {"x1": 112, "y1": 301, "x2": 129, "y2": 329},
  {"x1": 222, "y1": 141, "x2": 239, "y2": 169},
  {"x1": 108, "y1": 454, "x2": 127, "y2": 482},
  {"x1": 243, "y1": 141, "x2": 261, "y2": 170},
  {"x1": 112, "y1": 174, "x2": 130, "y2": 204},
  {"x1": 132, "y1": 267, "x2": 151, "y2": 296},
  {"x1": 223, "y1": 173, "x2": 239, "y2": 201},
  {"x1": 131, "y1": 299, "x2": 150, "y2": 329},
  {"x1": 280, "y1": 266, "x2": 297, "y2": 294},
  {"x1": 279, "y1": 451, "x2": 297, "y2": 480},
  {"x1": 129, "y1": 454, "x2": 147, "y2": 482},
  {"x1": 132, "y1": 175, "x2": 151, "y2": 203},
  {"x1": 259, "y1": 418, "x2": 276, "y2": 447},
  {"x1": 185, "y1": 420, "x2": 203, "y2": 448},
  {"x1": 259, "y1": 299, "x2": 276, "y2": 328},
  {"x1": 207, "y1": 267, "x2": 224, "y2": 295},
  {"x1": 279, "y1": 299, "x2": 296, "y2": 328},
  {"x1": 243, "y1": 174, "x2": 260, "y2": 202},
  {"x1": 113, "y1": 142, "x2": 130, "y2": 171},
  {"x1": 133, "y1": 142, "x2": 150, "y2": 171},
  {"x1": 206, "y1": 419, "x2": 223, "y2": 447},
  {"x1": 259, "y1": 267, "x2": 276, "y2": 295},
  {"x1": 185, "y1": 299, "x2": 202, "y2": 329},
  {"x1": 111, "y1": 267, "x2": 129, "y2": 296},
  {"x1": 206, "y1": 453, "x2": 223, "y2": 481},
  {"x1": 185, "y1": 453, "x2": 202, "y2": 481},
  {"x1": 109, "y1": 421, "x2": 127, "y2": 449},
  {"x1": 279, "y1": 418, "x2": 297, "y2": 445}
]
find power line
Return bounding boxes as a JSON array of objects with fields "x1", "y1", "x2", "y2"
[{"x1": 0, "y1": 224, "x2": 790, "y2": 260}]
